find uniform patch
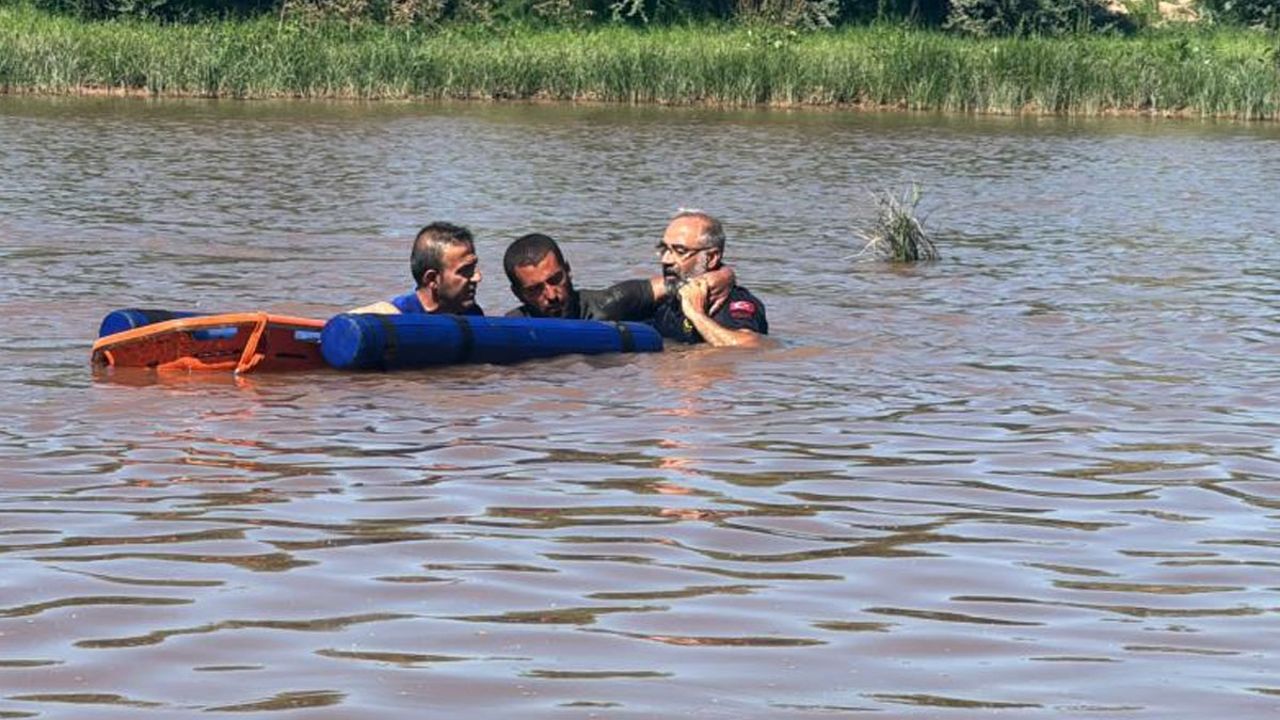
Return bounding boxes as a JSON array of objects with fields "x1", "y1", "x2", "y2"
[{"x1": 728, "y1": 300, "x2": 756, "y2": 319}]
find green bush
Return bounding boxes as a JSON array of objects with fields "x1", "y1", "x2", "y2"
[
  {"x1": 1198, "y1": 0, "x2": 1280, "y2": 28},
  {"x1": 859, "y1": 0, "x2": 947, "y2": 24},
  {"x1": 945, "y1": 0, "x2": 1130, "y2": 36},
  {"x1": 25, "y1": 0, "x2": 277, "y2": 20}
]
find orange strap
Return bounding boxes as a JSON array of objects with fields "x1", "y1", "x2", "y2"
[{"x1": 234, "y1": 314, "x2": 270, "y2": 375}]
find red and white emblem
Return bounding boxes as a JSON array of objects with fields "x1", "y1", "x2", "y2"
[{"x1": 728, "y1": 300, "x2": 756, "y2": 319}]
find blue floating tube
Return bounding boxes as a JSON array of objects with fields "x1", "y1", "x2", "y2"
[
  {"x1": 98, "y1": 309, "x2": 203, "y2": 337},
  {"x1": 322, "y1": 314, "x2": 663, "y2": 371}
]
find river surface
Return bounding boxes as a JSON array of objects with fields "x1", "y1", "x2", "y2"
[{"x1": 1, "y1": 97, "x2": 1279, "y2": 719}]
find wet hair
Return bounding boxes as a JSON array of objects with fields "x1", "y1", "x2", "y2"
[
  {"x1": 503, "y1": 233, "x2": 569, "y2": 287},
  {"x1": 672, "y1": 209, "x2": 726, "y2": 253},
  {"x1": 410, "y1": 222, "x2": 474, "y2": 287}
]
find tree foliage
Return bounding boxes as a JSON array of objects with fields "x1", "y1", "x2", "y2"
[
  {"x1": 1198, "y1": 0, "x2": 1280, "y2": 28},
  {"x1": 944, "y1": 0, "x2": 1130, "y2": 36}
]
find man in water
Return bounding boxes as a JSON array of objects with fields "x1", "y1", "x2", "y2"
[
  {"x1": 651, "y1": 210, "x2": 767, "y2": 348},
  {"x1": 502, "y1": 232, "x2": 734, "y2": 321},
  {"x1": 351, "y1": 221, "x2": 484, "y2": 316}
]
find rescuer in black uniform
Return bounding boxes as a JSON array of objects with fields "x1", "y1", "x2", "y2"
[
  {"x1": 649, "y1": 211, "x2": 768, "y2": 348},
  {"x1": 502, "y1": 233, "x2": 734, "y2": 322}
]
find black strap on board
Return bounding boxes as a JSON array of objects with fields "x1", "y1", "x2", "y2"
[
  {"x1": 614, "y1": 322, "x2": 636, "y2": 353},
  {"x1": 375, "y1": 314, "x2": 399, "y2": 370},
  {"x1": 450, "y1": 315, "x2": 476, "y2": 364}
]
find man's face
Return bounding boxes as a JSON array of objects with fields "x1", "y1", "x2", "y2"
[
  {"x1": 512, "y1": 252, "x2": 573, "y2": 318},
  {"x1": 434, "y1": 242, "x2": 481, "y2": 313},
  {"x1": 658, "y1": 217, "x2": 719, "y2": 282}
]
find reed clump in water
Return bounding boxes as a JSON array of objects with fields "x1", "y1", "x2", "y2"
[{"x1": 854, "y1": 185, "x2": 938, "y2": 263}]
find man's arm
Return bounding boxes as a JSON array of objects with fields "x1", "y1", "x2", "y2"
[
  {"x1": 586, "y1": 266, "x2": 738, "y2": 322},
  {"x1": 677, "y1": 279, "x2": 765, "y2": 348},
  {"x1": 651, "y1": 266, "x2": 736, "y2": 315},
  {"x1": 347, "y1": 301, "x2": 400, "y2": 314},
  {"x1": 585, "y1": 279, "x2": 660, "y2": 321}
]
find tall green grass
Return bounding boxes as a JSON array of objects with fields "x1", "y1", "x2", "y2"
[{"x1": 2, "y1": 4, "x2": 1279, "y2": 118}]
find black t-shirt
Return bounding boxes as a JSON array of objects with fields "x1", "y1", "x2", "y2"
[
  {"x1": 505, "y1": 279, "x2": 657, "y2": 321},
  {"x1": 650, "y1": 285, "x2": 768, "y2": 344}
]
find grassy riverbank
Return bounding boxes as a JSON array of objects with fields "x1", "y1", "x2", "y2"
[{"x1": 2, "y1": 4, "x2": 1278, "y2": 118}]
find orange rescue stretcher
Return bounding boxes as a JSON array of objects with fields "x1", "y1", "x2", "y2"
[{"x1": 91, "y1": 312, "x2": 326, "y2": 374}]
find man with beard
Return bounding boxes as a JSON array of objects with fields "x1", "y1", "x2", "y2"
[
  {"x1": 651, "y1": 211, "x2": 767, "y2": 348},
  {"x1": 502, "y1": 232, "x2": 734, "y2": 322},
  {"x1": 351, "y1": 222, "x2": 484, "y2": 316}
]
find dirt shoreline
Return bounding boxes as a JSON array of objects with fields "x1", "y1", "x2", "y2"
[{"x1": 1, "y1": 84, "x2": 1254, "y2": 120}]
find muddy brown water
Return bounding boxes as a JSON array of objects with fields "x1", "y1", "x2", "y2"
[{"x1": 1, "y1": 97, "x2": 1279, "y2": 719}]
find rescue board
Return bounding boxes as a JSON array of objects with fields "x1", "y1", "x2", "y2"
[
  {"x1": 321, "y1": 313, "x2": 663, "y2": 370},
  {"x1": 92, "y1": 309, "x2": 663, "y2": 374},
  {"x1": 92, "y1": 310, "x2": 325, "y2": 374}
]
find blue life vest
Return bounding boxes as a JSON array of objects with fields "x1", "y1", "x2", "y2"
[{"x1": 390, "y1": 291, "x2": 484, "y2": 316}]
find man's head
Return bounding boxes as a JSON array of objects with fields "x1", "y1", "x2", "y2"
[
  {"x1": 658, "y1": 210, "x2": 725, "y2": 283},
  {"x1": 503, "y1": 233, "x2": 575, "y2": 318},
  {"x1": 410, "y1": 222, "x2": 481, "y2": 314}
]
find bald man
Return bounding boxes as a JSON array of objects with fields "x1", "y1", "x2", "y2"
[{"x1": 651, "y1": 211, "x2": 767, "y2": 348}]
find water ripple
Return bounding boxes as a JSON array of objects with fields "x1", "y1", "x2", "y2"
[{"x1": 2, "y1": 98, "x2": 1278, "y2": 718}]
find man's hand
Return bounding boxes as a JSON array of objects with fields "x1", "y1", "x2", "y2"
[
  {"x1": 702, "y1": 266, "x2": 736, "y2": 316},
  {"x1": 678, "y1": 276, "x2": 710, "y2": 316},
  {"x1": 678, "y1": 275, "x2": 764, "y2": 349},
  {"x1": 654, "y1": 267, "x2": 736, "y2": 314}
]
